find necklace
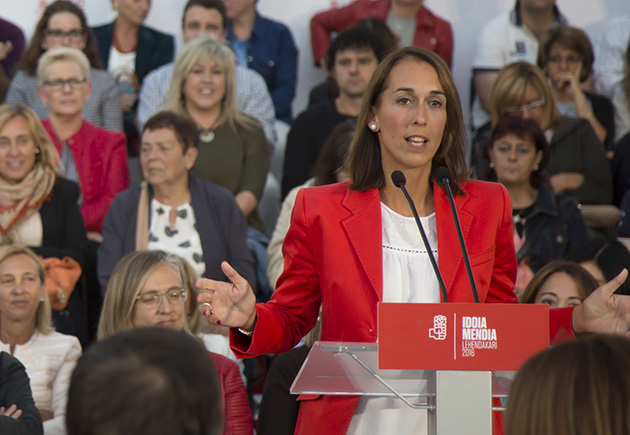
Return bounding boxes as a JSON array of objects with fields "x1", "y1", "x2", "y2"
[{"x1": 199, "y1": 129, "x2": 215, "y2": 144}]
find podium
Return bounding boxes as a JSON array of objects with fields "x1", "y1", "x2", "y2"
[{"x1": 290, "y1": 303, "x2": 549, "y2": 434}]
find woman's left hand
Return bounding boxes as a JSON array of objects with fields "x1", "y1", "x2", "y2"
[{"x1": 572, "y1": 269, "x2": 630, "y2": 335}]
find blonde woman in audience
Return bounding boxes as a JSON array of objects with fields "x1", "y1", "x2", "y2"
[
  {"x1": 98, "y1": 250, "x2": 252, "y2": 435},
  {"x1": 0, "y1": 245, "x2": 81, "y2": 435},
  {"x1": 163, "y1": 36, "x2": 269, "y2": 233},
  {"x1": 6, "y1": 0, "x2": 121, "y2": 131},
  {"x1": 37, "y1": 48, "x2": 129, "y2": 241}
]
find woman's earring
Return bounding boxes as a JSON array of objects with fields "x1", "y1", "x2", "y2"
[
  {"x1": 533, "y1": 164, "x2": 539, "y2": 171},
  {"x1": 369, "y1": 123, "x2": 378, "y2": 132},
  {"x1": 40, "y1": 298, "x2": 44, "y2": 302},
  {"x1": 35, "y1": 148, "x2": 40, "y2": 154},
  {"x1": 489, "y1": 162, "x2": 494, "y2": 168},
  {"x1": 42, "y1": 43, "x2": 47, "y2": 50}
]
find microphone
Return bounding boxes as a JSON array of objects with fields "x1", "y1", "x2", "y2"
[
  {"x1": 390, "y1": 170, "x2": 448, "y2": 303},
  {"x1": 435, "y1": 166, "x2": 480, "y2": 303}
]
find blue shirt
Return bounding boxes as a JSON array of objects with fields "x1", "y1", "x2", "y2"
[{"x1": 227, "y1": 13, "x2": 298, "y2": 124}]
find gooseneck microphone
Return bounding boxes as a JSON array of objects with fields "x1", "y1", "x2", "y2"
[
  {"x1": 391, "y1": 171, "x2": 448, "y2": 303},
  {"x1": 435, "y1": 166, "x2": 480, "y2": 303}
]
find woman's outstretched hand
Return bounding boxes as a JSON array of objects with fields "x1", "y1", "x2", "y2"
[
  {"x1": 196, "y1": 261, "x2": 257, "y2": 331},
  {"x1": 572, "y1": 269, "x2": 630, "y2": 335}
]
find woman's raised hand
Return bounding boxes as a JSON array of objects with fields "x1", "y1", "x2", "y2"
[{"x1": 195, "y1": 261, "x2": 257, "y2": 330}]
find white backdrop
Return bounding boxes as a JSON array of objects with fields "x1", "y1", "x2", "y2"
[{"x1": 3, "y1": 0, "x2": 630, "y2": 128}]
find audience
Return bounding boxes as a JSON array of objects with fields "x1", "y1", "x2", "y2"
[
  {"x1": 98, "y1": 111, "x2": 255, "y2": 293},
  {"x1": 224, "y1": 0, "x2": 298, "y2": 124},
  {"x1": 0, "y1": 351, "x2": 43, "y2": 435},
  {"x1": 97, "y1": 250, "x2": 252, "y2": 435},
  {"x1": 484, "y1": 62, "x2": 613, "y2": 205},
  {"x1": 485, "y1": 116, "x2": 589, "y2": 296},
  {"x1": 138, "y1": 0, "x2": 276, "y2": 144},
  {"x1": 520, "y1": 260, "x2": 599, "y2": 307},
  {"x1": 6, "y1": 1, "x2": 122, "y2": 131},
  {"x1": 0, "y1": 245, "x2": 82, "y2": 435},
  {"x1": 282, "y1": 24, "x2": 388, "y2": 197},
  {"x1": 471, "y1": 0, "x2": 567, "y2": 134},
  {"x1": 268, "y1": 119, "x2": 354, "y2": 290},
  {"x1": 37, "y1": 48, "x2": 129, "y2": 241},
  {"x1": 310, "y1": 0, "x2": 453, "y2": 69},
  {"x1": 67, "y1": 327, "x2": 223, "y2": 435},
  {"x1": 537, "y1": 24, "x2": 615, "y2": 150},
  {"x1": 506, "y1": 334, "x2": 630, "y2": 435},
  {"x1": 163, "y1": 36, "x2": 270, "y2": 234}
]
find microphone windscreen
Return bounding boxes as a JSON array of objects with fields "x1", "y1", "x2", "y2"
[
  {"x1": 435, "y1": 166, "x2": 450, "y2": 183},
  {"x1": 391, "y1": 170, "x2": 406, "y2": 187}
]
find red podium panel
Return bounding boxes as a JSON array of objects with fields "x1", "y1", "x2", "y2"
[{"x1": 378, "y1": 303, "x2": 549, "y2": 371}]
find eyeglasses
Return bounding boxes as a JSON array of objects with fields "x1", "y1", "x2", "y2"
[
  {"x1": 42, "y1": 76, "x2": 87, "y2": 92},
  {"x1": 44, "y1": 28, "x2": 85, "y2": 41},
  {"x1": 135, "y1": 287, "x2": 186, "y2": 307},
  {"x1": 503, "y1": 98, "x2": 545, "y2": 115},
  {"x1": 547, "y1": 54, "x2": 582, "y2": 65}
]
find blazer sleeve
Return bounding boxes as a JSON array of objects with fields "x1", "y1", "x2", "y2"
[
  {"x1": 434, "y1": 20, "x2": 454, "y2": 70},
  {"x1": 99, "y1": 71, "x2": 123, "y2": 132},
  {"x1": 231, "y1": 188, "x2": 321, "y2": 357},
  {"x1": 310, "y1": 3, "x2": 361, "y2": 66},
  {"x1": 239, "y1": 123, "x2": 270, "y2": 200},
  {"x1": 270, "y1": 25, "x2": 298, "y2": 123},
  {"x1": 80, "y1": 132, "x2": 129, "y2": 233},
  {"x1": 34, "y1": 179, "x2": 88, "y2": 268},
  {"x1": 43, "y1": 337, "x2": 81, "y2": 435},
  {"x1": 210, "y1": 354, "x2": 253, "y2": 435},
  {"x1": 0, "y1": 353, "x2": 43, "y2": 435},
  {"x1": 570, "y1": 121, "x2": 613, "y2": 204}
]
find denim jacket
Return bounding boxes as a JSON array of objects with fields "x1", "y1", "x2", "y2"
[{"x1": 519, "y1": 184, "x2": 589, "y2": 272}]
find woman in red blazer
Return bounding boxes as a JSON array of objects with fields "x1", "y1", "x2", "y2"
[{"x1": 197, "y1": 48, "x2": 630, "y2": 435}]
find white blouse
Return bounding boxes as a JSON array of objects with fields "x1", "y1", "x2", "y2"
[
  {"x1": 0, "y1": 331, "x2": 82, "y2": 435},
  {"x1": 347, "y1": 203, "x2": 439, "y2": 435}
]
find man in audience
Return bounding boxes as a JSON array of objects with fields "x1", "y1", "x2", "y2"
[
  {"x1": 310, "y1": 0, "x2": 453, "y2": 69},
  {"x1": 471, "y1": 0, "x2": 567, "y2": 133},
  {"x1": 138, "y1": 0, "x2": 277, "y2": 144},
  {"x1": 281, "y1": 25, "x2": 388, "y2": 198},
  {"x1": 593, "y1": 15, "x2": 630, "y2": 99},
  {"x1": 66, "y1": 328, "x2": 222, "y2": 435},
  {"x1": 0, "y1": 352, "x2": 42, "y2": 434},
  {"x1": 223, "y1": 0, "x2": 298, "y2": 124}
]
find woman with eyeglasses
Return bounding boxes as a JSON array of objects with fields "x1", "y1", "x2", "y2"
[
  {"x1": 0, "y1": 245, "x2": 82, "y2": 435},
  {"x1": 487, "y1": 61, "x2": 612, "y2": 206},
  {"x1": 97, "y1": 250, "x2": 253, "y2": 435},
  {"x1": 537, "y1": 24, "x2": 615, "y2": 151},
  {"x1": 485, "y1": 116, "x2": 589, "y2": 296},
  {"x1": 6, "y1": 0, "x2": 122, "y2": 131},
  {"x1": 37, "y1": 48, "x2": 128, "y2": 243}
]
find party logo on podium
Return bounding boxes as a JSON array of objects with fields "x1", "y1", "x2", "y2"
[{"x1": 428, "y1": 315, "x2": 447, "y2": 340}]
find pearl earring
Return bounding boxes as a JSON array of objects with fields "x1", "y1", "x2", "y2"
[
  {"x1": 489, "y1": 162, "x2": 494, "y2": 168},
  {"x1": 370, "y1": 123, "x2": 378, "y2": 131},
  {"x1": 533, "y1": 164, "x2": 539, "y2": 171}
]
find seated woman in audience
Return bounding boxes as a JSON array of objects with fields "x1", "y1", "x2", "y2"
[
  {"x1": 520, "y1": 260, "x2": 599, "y2": 308},
  {"x1": 566, "y1": 239, "x2": 630, "y2": 295},
  {"x1": 6, "y1": 0, "x2": 121, "y2": 131},
  {"x1": 487, "y1": 61, "x2": 613, "y2": 205},
  {"x1": 97, "y1": 250, "x2": 252, "y2": 435},
  {"x1": 163, "y1": 36, "x2": 270, "y2": 234},
  {"x1": 267, "y1": 119, "x2": 355, "y2": 290},
  {"x1": 485, "y1": 116, "x2": 589, "y2": 296},
  {"x1": 507, "y1": 334, "x2": 630, "y2": 435},
  {"x1": 537, "y1": 24, "x2": 615, "y2": 150},
  {"x1": 0, "y1": 245, "x2": 82, "y2": 434},
  {"x1": 98, "y1": 111, "x2": 255, "y2": 294},
  {"x1": 37, "y1": 48, "x2": 129, "y2": 242}
]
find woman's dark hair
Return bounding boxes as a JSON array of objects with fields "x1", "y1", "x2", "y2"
[
  {"x1": 143, "y1": 111, "x2": 200, "y2": 153},
  {"x1": 310, "y1": 119, "x2": 356, "y2": 186},
  {"x1": 567, "y1": 239, "x2": 630, "y2": 295},
  {"x1": 520, "y1": 260, "x2": 599, "y2": 304},
  {"x1": 485, "y1": 115, "x2": 550, "y2": 188},
  {"x1": 537, "y1": 24, "x2": 594, "y2": 82},
  {"x1": 344, "y1": 47, "x2": 468, "y2": 193},
  {"x1": 20, "y1": 0, "x2": 102, "y2": 75}
]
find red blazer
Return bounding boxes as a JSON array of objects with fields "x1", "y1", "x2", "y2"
[
  {"x1": 310, "y1": 0, "x2": 454, "y2": 68},
  {"x1": 231, "y1": 180, "x2": 575, "y2": 434},
  {"x1": 43, "y1": 120, "x2": 129, "y2": 233}
]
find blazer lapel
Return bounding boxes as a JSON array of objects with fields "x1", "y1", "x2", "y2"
[
  {"x1": 341, "y1": 188, "x2": 383, "y2": 301},
  {"x1": 435, "y1": 183, "x2": 473, "y2": 300}
]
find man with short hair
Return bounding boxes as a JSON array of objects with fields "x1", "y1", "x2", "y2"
[
  {"x1": 223, "y1": 0, "x2": 298, "y2": 124},
  {"x1": 138, "y1": 0, "x2": 276, "y2": 143},
  {"x1": 281, "y1": 26, "x2": 388, "y2": 197},
  {"x1": 471, "y1": 0, "x2": 567, "y2": 132}
]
